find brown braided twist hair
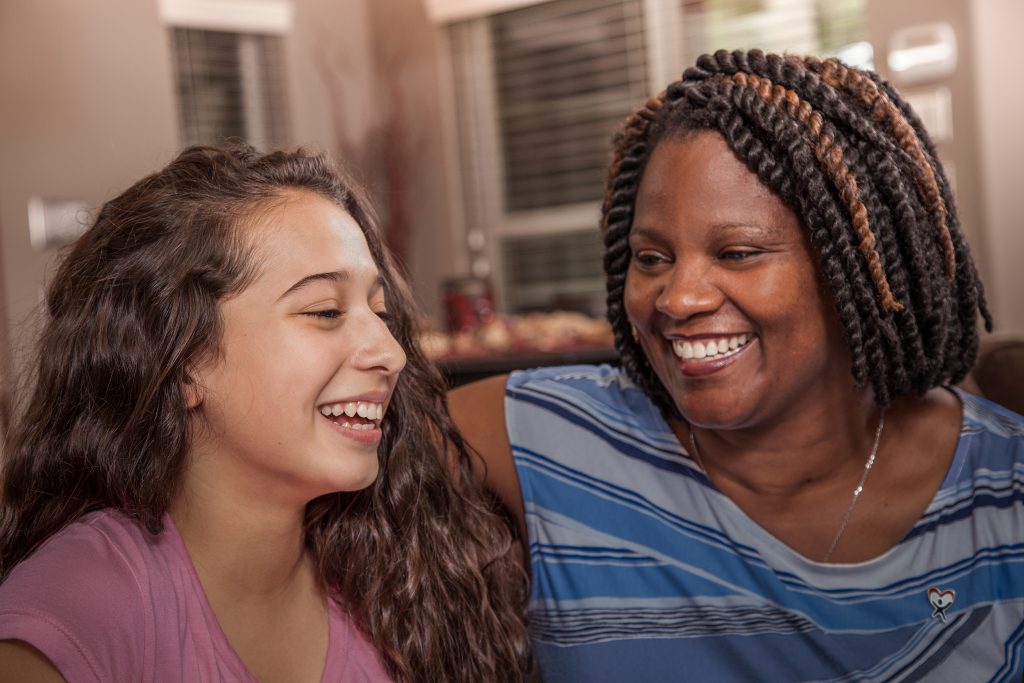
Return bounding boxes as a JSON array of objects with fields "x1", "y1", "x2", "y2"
[{"x1": 602, "y1": 49, "x2": 991, "y2": 410}]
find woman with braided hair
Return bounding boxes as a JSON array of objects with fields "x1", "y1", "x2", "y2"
[{"x1": 450, "y1": 49, "x2": 1024, "y2": 681}]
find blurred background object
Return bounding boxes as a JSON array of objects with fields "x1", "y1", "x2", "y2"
[
  {"x1": 0, "y1": 0, "x2": 1021, "y2": 412},
  {"x1": 959, "y1": 334, "x2": 1024, "y2": 415},
  {"x1": 443, "y1": 276, "x2": 496, "y2": 334}
]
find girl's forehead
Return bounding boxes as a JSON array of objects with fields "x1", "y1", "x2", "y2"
[{"x1": 238, "y1": 193, "x2": 380, "y2": 292}]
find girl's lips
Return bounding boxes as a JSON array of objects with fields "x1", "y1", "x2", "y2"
[
  {"x1": 673, "y1": 336, "x2": 756, "y2": 377},
  {"x1": 323, "y1": 415, "x2": 383, "y2": 446}
]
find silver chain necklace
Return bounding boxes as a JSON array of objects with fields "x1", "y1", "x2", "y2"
[{"x1": 686, "y1": 411, "x2": 886, "y2": 563}]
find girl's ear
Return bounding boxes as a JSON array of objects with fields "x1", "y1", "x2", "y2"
[{"x1": 183, "y1": 375, "x2": 203, "y2": 410}]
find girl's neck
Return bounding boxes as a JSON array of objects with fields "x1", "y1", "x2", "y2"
[
  {"x1": 169, "y1": 479, "x2": 331, "y2": 682},
  {"x1": 169, "y1": 482, "x2": 314, "y2": 602}
]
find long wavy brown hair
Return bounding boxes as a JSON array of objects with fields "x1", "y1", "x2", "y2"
[{"x1": 0, "y1": 145, "x2": 531, "y2": 681}]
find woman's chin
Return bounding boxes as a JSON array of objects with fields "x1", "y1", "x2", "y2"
[{"x1": 663, "y1": 383, "x2": 760, "y2": 430}]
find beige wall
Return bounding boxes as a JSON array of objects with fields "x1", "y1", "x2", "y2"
[
  {"x1": 365, "y1": 0, "x2": 461, "y2": 321},
  {"x1": 287, "y1": 0, "x2": 375, "y2": 157},
  {"x1": 0, "y1": 0, "x2": 180, "y2": 396},
  {"x1": 287, "y1": 0, "x2": 459, "y2": 322},
  {"x1": 970, "y1": 0, "x2": 1024, "y2": 334},
  {"x1": 0, "y1": 0, "x2": 385, "y2": 406}
]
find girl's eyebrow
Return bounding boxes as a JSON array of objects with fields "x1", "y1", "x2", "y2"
[{"x1": 277, "y1": 271, "x2": 384, "y2": 301}]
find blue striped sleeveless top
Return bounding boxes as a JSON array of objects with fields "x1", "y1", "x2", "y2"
[{"x1": 506, "y1": 364, "x2": 1024, "y2": 682}]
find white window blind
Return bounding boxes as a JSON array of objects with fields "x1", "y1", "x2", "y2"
[
  {"x1": 448, "y1": 0, "x2": 868, "y2": 314},
  {"x1": 171, "y1": 28, "x2": 290, "y2": 149},
  {"x1": 492, "y1": 0, "x2": 648, "y2": 212},
  {"x1": 503, "y1": 228, "x2": 607, "y2": 314}
]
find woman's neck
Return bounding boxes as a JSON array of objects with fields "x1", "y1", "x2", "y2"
[{"x1": 677, "y1": 387, "x2": 879, "y2": 498}]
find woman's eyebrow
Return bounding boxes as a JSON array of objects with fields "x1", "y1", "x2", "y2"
[
  {"x1": 710, "y1": 221, "x2": 786, "y2": 239},
  {"x1": 629, "y1": 221, "x2": 784, "y2": 241}
]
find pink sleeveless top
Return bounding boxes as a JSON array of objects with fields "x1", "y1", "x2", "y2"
[{"x1": 0, "y1": 509, "x2": 393, "y2": 682}]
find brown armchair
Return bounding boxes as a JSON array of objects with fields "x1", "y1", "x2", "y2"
[{"x1": 961, "y1": 335, "x2": 1024, "y2": 415}]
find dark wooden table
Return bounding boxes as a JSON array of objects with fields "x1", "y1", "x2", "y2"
[{"x1": 437, "y1": 346, "x2": 619, "y2": 388}]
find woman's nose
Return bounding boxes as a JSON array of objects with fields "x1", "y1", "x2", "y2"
[{"x1": 654, "y1": 261, "x2": 724, "y2": 321}]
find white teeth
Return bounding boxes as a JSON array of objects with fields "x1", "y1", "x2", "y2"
[
  {"x1": 672, "y1": 334, "x2": 751, "y2": 361},
  {"x1": 320, "y1": 400, "x2": 385, "y2": 423},
  {"x1": 339, "y1": 421, "x2": 375, "y2": 431}
]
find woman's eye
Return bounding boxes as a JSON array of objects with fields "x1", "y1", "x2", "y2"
[
  {"x1": 633, "y1": 251, "x2": 669, "y2": 268},
  {"x1": 720, "y1": 249, "x2": 759, "y2": 261},
  {"x1": 304, "y1": 309, "x2": 342, "y2": 320}
]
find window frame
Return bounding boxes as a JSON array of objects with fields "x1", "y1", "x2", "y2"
[{"x1": 448, "y1": 0, "x2": 679, "y2": 311}]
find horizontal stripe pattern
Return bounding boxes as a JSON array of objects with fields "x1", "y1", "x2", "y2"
[
  {"x1": 507, "y1": 365, "x2": 1024, "y2": 682},
  {"x1": 531, "y1": 603, "x2": 818, "y2": 644}
]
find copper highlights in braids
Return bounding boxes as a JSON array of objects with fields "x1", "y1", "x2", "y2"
[
  {"x1": 602, "y1": 49, "x2": 992, "y2": 409},
  {"x1": 810, "y1": 56, "x2": 957, "y2": 279},
  {"x1": 731, "y1": 70, "x2": 902, "y2": 312}
]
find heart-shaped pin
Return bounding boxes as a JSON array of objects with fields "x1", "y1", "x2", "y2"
[{"x1": 927, "y1": 586, "x2": 956, "y2": 622}]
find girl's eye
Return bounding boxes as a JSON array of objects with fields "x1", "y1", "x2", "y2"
[{"x1": 304, "y1": 309, "x2": 342, "y2": 320}]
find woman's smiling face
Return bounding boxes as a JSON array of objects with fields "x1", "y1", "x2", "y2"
[{"x1": 624, "y1": 131, "x2": 854, "y2": 429}]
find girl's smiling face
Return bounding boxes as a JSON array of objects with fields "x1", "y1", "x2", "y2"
[
  {"x1": 625, "y1": 131, "x2": 854, "y2": 429},
  {"x1": 187, "y1": 190, "x2": 406, "y2": 507}
]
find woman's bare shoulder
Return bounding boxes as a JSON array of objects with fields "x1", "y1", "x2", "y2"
[
  {"x1": 448, "y1": 374, "x2": 510, "y2": 449},
  {"x1": 447, "y1": 374, "x2": 525, "y2": 536}
]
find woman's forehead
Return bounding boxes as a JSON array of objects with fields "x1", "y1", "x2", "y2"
[{"x1": 636, "y1": 132, "x2": 797, "y2": 232}]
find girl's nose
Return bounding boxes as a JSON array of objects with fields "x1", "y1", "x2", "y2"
[{"x1": 352, "y1": 312, "x2": 407, "y2": 377}]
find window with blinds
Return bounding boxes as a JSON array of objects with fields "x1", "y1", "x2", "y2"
[
  {"x1": 492, "y1": 0, "x2": 648, "y2": 212},
  {"x1": 447, "y1": 0, "x2": 868, "y2": 315},
  {"x1": 171, "y1": 28, "x2": 290, "y2": 149},
  {"x1": 503, "y1": 228, "x2": 607, "y2": 314}
]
